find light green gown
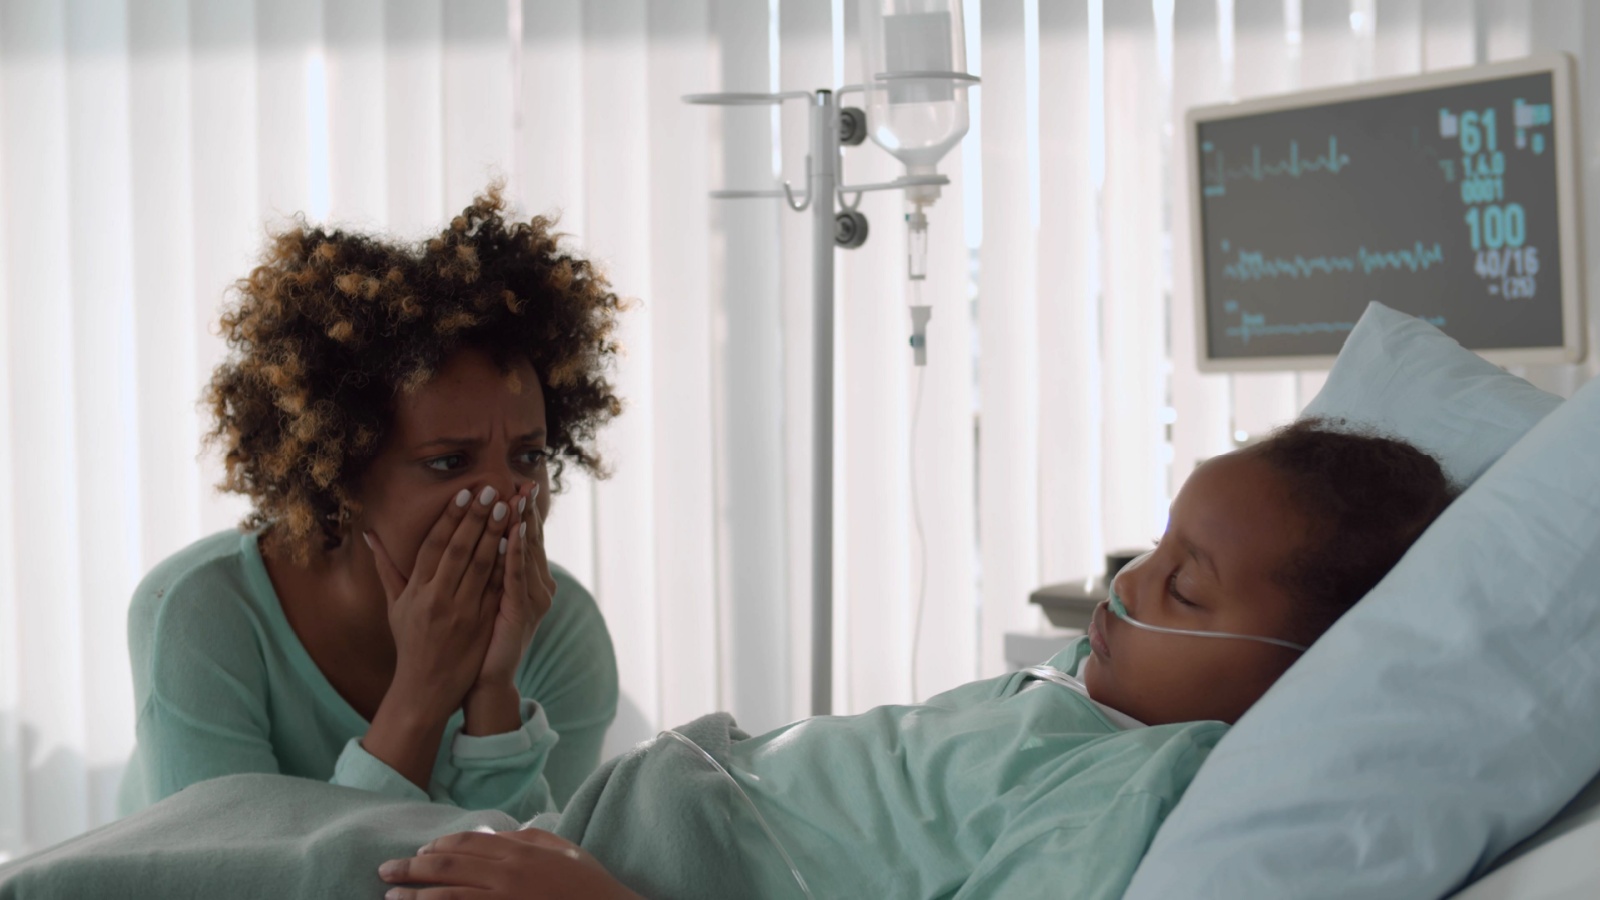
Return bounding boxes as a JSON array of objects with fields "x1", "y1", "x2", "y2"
[{"x1": 543, "y1": 636, "x2": 1229, "y2": 899}]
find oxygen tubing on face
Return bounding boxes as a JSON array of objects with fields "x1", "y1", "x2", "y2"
[{"x1": 1106, "y1": 590, "x2": 1309, "y2": 653}]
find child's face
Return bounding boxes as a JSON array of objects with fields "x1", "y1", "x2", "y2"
[{"x1": 1080, "y1": 451, "x2": 1309, "y2": 725}]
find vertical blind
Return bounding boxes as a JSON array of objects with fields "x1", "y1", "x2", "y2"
[{"x1": 2, "y1": 0, "x2": 1597, "y2": 859}]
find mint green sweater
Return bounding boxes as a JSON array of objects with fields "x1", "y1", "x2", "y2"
[{"x1": 115, "y1": 529, "x2": 617, "y2": 820}]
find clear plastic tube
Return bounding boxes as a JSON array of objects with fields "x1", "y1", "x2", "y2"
[
  {"x1": 908, "y1": 257, "x2": 931, "y2": 366},
  {"x1": 656, "y1": 730, "x2": 815, "y2": 900},
  {"x1": 906, "y1": 206, "x2": 929, "y2": 280},
  {"x1": 1106, "y1": 591, "x2": 1309, "y2": 653}
]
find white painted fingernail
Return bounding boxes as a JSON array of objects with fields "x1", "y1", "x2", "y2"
[
  {"x1": 362, "y1": 532, "x2": 374, "y2": 550},
  {"x1": 455, "y1": 489, "x2": 471, "y2": 508},
  {"x1": 493, "y1": 501, "x2": 508, "y2": 522},
  {"x1": 499, "y1": 537, "x2": 507, "y2": 555},
  {"x1": 532, "y1": 483, "x2": 540, "y2": 498},
  {"x1": 520, "y1": 522, "x2": 527, "y2": 540},
  {"x1": 518, "y1": 497, "x2": 526, "y2": 515},
  {"x1": 479, "y1": 486, "x2": 497, "y2": 506}
]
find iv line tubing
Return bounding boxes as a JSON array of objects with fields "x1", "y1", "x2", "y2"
[
  {"x1": 1106, "y1": 592, "x2": 1310, "y2": 652},
  {"x1": 658, "y1": 731, "x2": 816, "y2": 900},
  {"x1": 908, "y1": 363, "x2": 928, "y2": 701}
]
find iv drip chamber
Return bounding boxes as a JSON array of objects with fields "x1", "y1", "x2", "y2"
[{"x1": 906, "y1": 206, "x2": 929, "y2": 280}]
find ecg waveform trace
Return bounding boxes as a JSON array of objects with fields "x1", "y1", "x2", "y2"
[
  {"x1": 1221, "y1": 241, "x2": 1445, "y2": 281},
  {"x1": 1202, "y1": 136, "x2": 1351, "y2": 196},
  {"x1": 1225, "y1": 309, "x2": 1447, "y2": 345}
]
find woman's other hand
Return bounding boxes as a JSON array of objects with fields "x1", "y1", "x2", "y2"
[
  {"x1": 460, "y1": 483, "x2": 553, "y2": 737},
  {"x1": 366, "y1": 485, "x2": 513, "y2": 723},
  {"x1": 378, "y1": 829, "x2": 645, "y2": 900},
  {"x1": 476, "y1": 483, "x2": 556, "y2": 689}
]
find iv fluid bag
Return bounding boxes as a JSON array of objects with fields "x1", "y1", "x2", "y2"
[{"x1": 859, "y1": 0, "x2": 971, "y2": 170}]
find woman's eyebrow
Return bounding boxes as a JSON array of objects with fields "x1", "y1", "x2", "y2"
[
  {"x1": 413, "y1": 436, "x2": 479, "y2": 450},
  {"x1": 1180, "y1": 536, "x2": 1220, "y2": 580},
  {"x1": 413, "y1": 429, "x2": 546, "y2": 450}
]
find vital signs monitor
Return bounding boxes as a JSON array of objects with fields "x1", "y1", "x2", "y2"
[{"x1": 1187, "y1": 53, "x2": 1584, "y2": 371}]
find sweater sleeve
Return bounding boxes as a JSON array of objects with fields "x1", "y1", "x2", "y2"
[
  {"x1": 437, "y1": 697, "x2": 560, "y2": 820},
  {"x1": 129, "y1": 571, "x2": 282, "y2": 807},
  {"x1": 328, "y1": 738, "x2": 432, "y2": 803},
  {"x1": 128, "y1": 558, "x2": 438, "y2": 810}
]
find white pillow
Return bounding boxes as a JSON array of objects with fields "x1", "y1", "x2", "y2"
[
  {"x1": 1124, "y1": 312, "x2": 1600, "y2": 898},
  {"x1": 1299, "y1": 301, "x2": 1561, "y2": 487}
]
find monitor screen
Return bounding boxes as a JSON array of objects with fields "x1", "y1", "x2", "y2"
[{"x1": 1187, "y1": 54, "x2": 1583, "y2": 371}]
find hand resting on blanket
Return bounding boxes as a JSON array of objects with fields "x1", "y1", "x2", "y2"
[{"x1": 378, "y1": 828, "x2": 642, "y2": 900}]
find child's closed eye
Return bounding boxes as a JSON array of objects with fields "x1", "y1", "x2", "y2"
[{"x1": 1167, "y1": 572, "x2": 1199, "y2": 608}]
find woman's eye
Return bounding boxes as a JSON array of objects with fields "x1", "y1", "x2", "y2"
[
  {"x1": 1167, "y1": 572, "x2": 1199, "y2": 608},
  {"x1": 425, "y1": 453, "x2": 466, "y2": 472},
  {"x1": 519, "y1": 448, "x2": 550, "y2": 467}
]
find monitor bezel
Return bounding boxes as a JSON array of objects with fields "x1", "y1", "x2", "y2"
[{"x1": 1185, "y1": 52, "x2": 1585, "y2": 373}]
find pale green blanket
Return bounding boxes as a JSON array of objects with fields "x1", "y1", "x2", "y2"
[
  {"x1": 0, "y1": 646, "x2": 1224, "y2": 899},
  {"x1": 0, "y1": 774, "x2": 514, "y2": 900}
]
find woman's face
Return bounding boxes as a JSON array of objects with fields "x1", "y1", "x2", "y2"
[
  {"x1": 1080, "y1": 452, "x2": 1309, "y2": 726},
  {"x1": 354, "y1": 348, "x2": 553, "y2": 578}
]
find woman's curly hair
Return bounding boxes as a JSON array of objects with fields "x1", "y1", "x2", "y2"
[{"x1": 205, "y1": 185, "x2": 626, "y2": 563}]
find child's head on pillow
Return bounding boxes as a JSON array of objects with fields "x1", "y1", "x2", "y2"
[{"x1": 1081, "y1": 418, "x2": 1454, "y2": 726}]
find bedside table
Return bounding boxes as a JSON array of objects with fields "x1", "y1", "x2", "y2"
[
  {"x1": 1003, "y1": 629, "x2": 1085, "y2": 670},
  {"x1": 1028, "y1": 577, "x2": 1107, "y2": 632},
  {"x1": 1029, "y1": 549, "x2": 1145, "y2": 631},
  {"x1": 1011, "y1": 551, "x2": 1145, "y2": 670}
]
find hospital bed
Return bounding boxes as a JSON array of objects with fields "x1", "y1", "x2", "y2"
[
  {"x1": 3, "y1": 733, "x2": 1595, "y2": 900},
  {"x1": 1452, "y1": 772, "x2": 1600, "y2": 899},
  {"x1": 5, "y1": 302, "x2": 1600, "y2": 899}
]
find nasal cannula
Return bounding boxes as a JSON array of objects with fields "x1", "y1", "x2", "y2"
[{"x1": 1104, "y1": 555, "x2": 1310, "y2": 653}]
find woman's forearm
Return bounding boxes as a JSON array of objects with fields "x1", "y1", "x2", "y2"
[
  {"x1": 363, "y1": 695, "x2": 450, "y2": 792},
  {"x1": 463, "y1": 680, "x2": 523, "y2": 736}
]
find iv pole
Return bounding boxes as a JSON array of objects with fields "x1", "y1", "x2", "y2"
[{"x1": 685, "y1": 73, "x2": 976, "y2": 717}]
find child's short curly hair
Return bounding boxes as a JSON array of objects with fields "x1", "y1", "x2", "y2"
[
  {"x1": 205, "y1": 185, "x2": 626, "y2": 563},
  {"x1": 1244, "y1": 417, "x2": 1456, "y2": 644}
]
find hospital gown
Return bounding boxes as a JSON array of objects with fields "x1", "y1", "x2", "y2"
[
  {"x1": 0, "y1": 638, "x2": 1227, "y2": 900},
  {"x1": 543, "y1": 637, "x2": 1227, "y2": 898}
]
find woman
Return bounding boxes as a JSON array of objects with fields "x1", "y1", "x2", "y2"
[{"x1": 116, "y1": 187, "x2": 625, "y2": 821}]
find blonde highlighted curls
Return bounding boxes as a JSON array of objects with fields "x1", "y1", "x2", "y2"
[{"x1": 205, "y1": 184, "x2": 626, "y2": 564}]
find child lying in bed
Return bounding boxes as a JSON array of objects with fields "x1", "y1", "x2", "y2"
[
  {"x1": 374, "y1": 418, "x2": 1456, "y2": 900},
  {"x1": 0, "y1": 419, "x2": 1454, "y2": 900}
]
